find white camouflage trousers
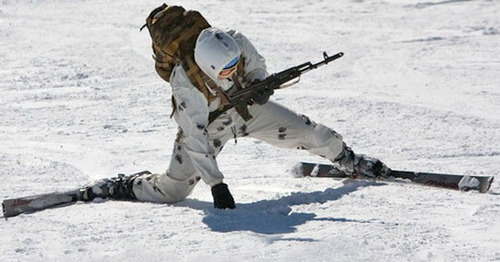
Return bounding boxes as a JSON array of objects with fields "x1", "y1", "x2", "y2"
[{"x1": 131, "y1": 101, "x2": 345, "y2": 203}]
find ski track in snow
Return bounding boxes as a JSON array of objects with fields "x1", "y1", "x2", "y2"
[{"x1": 1, "y1": 0, "x2": 499, "y2": 261}]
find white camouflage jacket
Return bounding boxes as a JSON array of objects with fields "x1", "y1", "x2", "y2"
[{"x1": 169, "y1": 30, "x2": 268, "y2": 186}]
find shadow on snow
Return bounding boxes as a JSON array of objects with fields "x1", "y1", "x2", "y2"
[{"x1": 179, "y1": 180, "x2": 385, "y2": 235}]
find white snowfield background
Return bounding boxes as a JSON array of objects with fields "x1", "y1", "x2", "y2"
[{"x1": 1, "y1": 0, "x2": 499, "y2": 261}]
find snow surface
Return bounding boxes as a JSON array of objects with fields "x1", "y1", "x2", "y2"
[{"x1": 1, "y1": 0, "x2": 499, "y2": 261}]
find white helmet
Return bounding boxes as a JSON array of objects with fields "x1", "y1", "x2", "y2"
[{"x1": 194, "y1": 28, "x2": 241, "y2": 81}]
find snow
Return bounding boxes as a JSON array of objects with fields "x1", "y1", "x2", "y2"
[{"x1": 1, "y1": 0, "x2": 499, "y2": 261}]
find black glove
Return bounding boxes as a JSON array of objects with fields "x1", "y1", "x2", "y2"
[
  {"x1": 211, "y1": 183, "x2": 236, "y2": 209},
  {"x1": 247, "y1": 79, "x2": 274, "y2": 105},
  {"x1": 251, "y1": 88, "x2": 274, "y2": 105}
]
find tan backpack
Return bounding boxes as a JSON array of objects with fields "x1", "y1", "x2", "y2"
[{"x1": 141, "y1": 4, "x2": 222, "y2": 104}]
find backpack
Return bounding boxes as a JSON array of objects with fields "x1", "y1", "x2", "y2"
[{"x1": 141, "y1": 4, "x2": 222, "y2": 104}]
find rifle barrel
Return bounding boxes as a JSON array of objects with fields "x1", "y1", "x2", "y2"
[
  {"x1": 209, "y1": 51, "x2": 344, "y2": 123},
  {"x1": 300, "y1": 52, "x2": 344, "y2": 74}
]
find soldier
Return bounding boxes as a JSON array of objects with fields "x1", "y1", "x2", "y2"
[{"x1": 81, "y1": 28, "x2": 390, "y2": 209}]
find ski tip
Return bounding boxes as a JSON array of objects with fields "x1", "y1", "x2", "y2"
[
  {"x1": 481, "y1": 176, "x2": 494, "y2": 193},
  {"x1": 1, "y1": 201, "x2": 7, "y2": 218},
  {"x1": 2, "y1": 201, "x2": 21, "y2": 218},
  {"x1": 2, "y1": 201, "x2": 15, "y2": 218},
  {"x1": 459, "y1": 175, "x2": 494, "y2": 193}
]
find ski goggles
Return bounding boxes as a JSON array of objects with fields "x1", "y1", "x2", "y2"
[{"x1": 218, "y1": 56, "x2": 240, "y2": 79}]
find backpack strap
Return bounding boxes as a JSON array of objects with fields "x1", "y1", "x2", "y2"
[
  {"x1": 236, "y1": 56, "x2": 245, "y2": 77},
  {"x1": 184, "y1": 56, "x2": 212, "y2": 103}
]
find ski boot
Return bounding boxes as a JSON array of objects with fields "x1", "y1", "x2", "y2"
[
  {"x1": 354, "y1": 155, "x2": 391, "y2": 179},
  {"x1": 80, "y1": 171, "x2": 151, "y2": 201},
  {"x1": 333, "y1": 143, "x2": 390, "y2": 179}
]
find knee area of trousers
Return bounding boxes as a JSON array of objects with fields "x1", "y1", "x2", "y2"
[{"x1": 310, "y1": 124, "x2": 343, "y2": 142}]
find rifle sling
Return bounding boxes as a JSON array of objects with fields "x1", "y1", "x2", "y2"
[
  {"x1": 208, "y1": 105, "x2": 233, "y2": 124},
  {"x1": 208, "y1": 74, "x2": 252, "y2": 124}
]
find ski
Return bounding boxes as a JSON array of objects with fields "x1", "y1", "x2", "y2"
[
  {"x1": 2, "y1": 189, "x2": 82, "y2": 218},
  {"x1": 294, "y1": 162, "x2": 494, "y2": 193}
]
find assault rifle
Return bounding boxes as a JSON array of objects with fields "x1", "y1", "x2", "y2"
[{"x1": 209, "y1": 51, "x2": 344, "y2": 123}]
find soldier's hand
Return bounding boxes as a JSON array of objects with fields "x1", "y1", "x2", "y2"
[
  {"x1": 245, "y1": 79, "x2": 274, "y2": 105},
  {"x1": 251, "y1": 87, "x2": 274, "y2": 105},
  {"x1": 211, "y1": 183, "x2": 236, "y2": 209}
]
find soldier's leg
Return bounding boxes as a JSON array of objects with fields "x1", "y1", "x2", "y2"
[
  {"x1": 235, "y1": 101, "x2": 389, "y2": 178},
  {"x1": 131, "y1": 137, "x2": 203, "y2": 203},
  {"x1": 81, "y1": 142, "x2": 203, "y2": 203},
  {"x1": 81, "y1": 114, "x2": 237, "y2": 203},
  {"x1": 236, "y1": 101, "x2": 344, "y2": 161},
  {"x1": 132, "y1": 118, "x2": 235, "y2": 203}
]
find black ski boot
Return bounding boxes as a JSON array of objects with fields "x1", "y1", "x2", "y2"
[{"x1": 80, "y1": 171, "x2": 151, "y2": 201}]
